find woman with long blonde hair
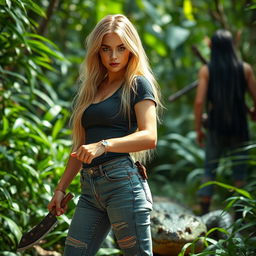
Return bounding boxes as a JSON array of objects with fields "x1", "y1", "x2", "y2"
[{"x1": 48, "y1": 14, "x2": 162, "y2": 255}]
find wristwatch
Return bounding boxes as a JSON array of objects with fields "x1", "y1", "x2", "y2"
[{"x1": 100, "y1": 140, "x2": 109, "y2": 153}]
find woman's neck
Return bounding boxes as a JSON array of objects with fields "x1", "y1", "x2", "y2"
[{"x1": 106, "y1": 69, "x2": 125, "y2": 85}]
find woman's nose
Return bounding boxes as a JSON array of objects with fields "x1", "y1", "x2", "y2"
[{"x1": 110, "y1": 49, "x2": 117, "y2": 59}]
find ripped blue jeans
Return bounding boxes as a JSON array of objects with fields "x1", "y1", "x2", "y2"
[{"x1": 64, "y1": 156, "x2": 153, "y2": 256}]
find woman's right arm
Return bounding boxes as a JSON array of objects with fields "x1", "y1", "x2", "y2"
[
  {"x1": 48, "y1": 132, "x2": 84, "y2": 216},
  {"x1": 244, "y1": 62, "x2": 256, "y2": 121},
  {"x1": 194, "y1": 65, "x2": 209, "y2": 146}
]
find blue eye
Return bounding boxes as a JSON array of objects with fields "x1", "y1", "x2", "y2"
[
  {"x1": 118, "y1": 46, "x2": 126, "y2": 51},
  {"x1": 102, "y1": 47, "x2": 109, "y2": 52}
]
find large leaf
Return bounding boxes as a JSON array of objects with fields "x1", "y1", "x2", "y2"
[
  {"x1": 200, "y1": 181, "x2": 253, "y2": 199},
  {"x1": 166, "y1": 25, "x2": 190, "y2": 49},
  {"x1": 0, "y1": 214, "x2": 22, "y2": 242}
]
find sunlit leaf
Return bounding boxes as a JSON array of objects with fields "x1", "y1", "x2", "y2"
[
  {"x1": 143, "y1": 32, "x2": 167, "y2": 56},
  {"x1": 183, "y1": 0, "x2": 195, "y2": 21},
  {"x1": 97, "y1": 248, "x2": 121, "y2": 256},
  {"x1": 21, "y1": 163, "x2": 39, "y2": 178},
  {"x1": 12, "y1": 117, "x2": 24, "y2": 130},
  {"x1": 0, "y1": 186, "x2": 12, "y2": 203},
  {"x1": 166, "y1": 25, "x2": 190, "y2": 49},
  {"x1": 200, "y1": 181, "x2": 252, "y2": 199},
  {"x1": 26, "y1": 39, "x2": 65, "y2": 60},
  {"x1": 5, "y1": 0, "x2": 11, "y2": 8},
  {"x1": 24, "y1": 0, "x2": 46, "y2": 17},
  {"x1": 52, "y1": 118, "x2": 65, "y2": 139},
  {"x1": 96, "y1": 0, "x2": 123, "y2": 20},
  {"x1": 33, "y1": 89, "x2": 55, "y2": 106},
  {"x1": 44, "y1": 105, "x2": 62, "y2": 121}
]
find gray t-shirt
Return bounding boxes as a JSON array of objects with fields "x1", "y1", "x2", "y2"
[{"x1": 81, "y1": 76, "x2": 156, "y2": 168}]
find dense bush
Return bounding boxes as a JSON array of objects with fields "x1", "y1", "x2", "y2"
[{"x1": 0, "y1": 1, "x2": 74, "y2": 254}]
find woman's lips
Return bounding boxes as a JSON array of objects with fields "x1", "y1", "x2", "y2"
[{"x1": 110, "y1": 63, "x2": 119, "y2": 67}]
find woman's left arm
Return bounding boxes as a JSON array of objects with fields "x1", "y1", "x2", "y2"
[
  {"x1": 106, "y1": 99, "x2": 157, "y2": 152},
  {"x1": 72, "y1": 100, "x2": 157, "y2": 164}
]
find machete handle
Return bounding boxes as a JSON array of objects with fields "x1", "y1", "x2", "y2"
[
  {"x1": 51, "y1": 192, "x2": 74, "y2": 216},
  {"x1": 60, "y1": 192, "x2": 74, "y2": 208}
]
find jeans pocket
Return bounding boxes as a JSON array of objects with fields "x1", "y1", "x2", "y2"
[
  {"x1": 80, "y1": 172, "x2": 90, "y2": 191},
  {"x1": 103, "y1": 166, "x2": 130, "y2": 182},
  {"x1": 140, "y1": 178, "x2": 153, "y2": 205}
]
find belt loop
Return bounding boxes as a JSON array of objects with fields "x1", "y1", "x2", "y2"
[
  {"x1": 128, "y1": 156, "x2": 135, "y2": 168},
  {"x1": 99, "y1": 164, "x2": 104, "y2": 176},
  {"x1": 80, "y1": 169, "x2": 84, "y2": 180}
]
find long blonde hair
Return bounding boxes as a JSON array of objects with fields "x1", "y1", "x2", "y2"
[{"x1": 71, "y1": 14, "x2": 162, "y2": 163}]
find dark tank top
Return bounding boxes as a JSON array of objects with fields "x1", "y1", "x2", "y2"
[{"x1": 81, "y1": 76, "x2": 156, "y2": 168}]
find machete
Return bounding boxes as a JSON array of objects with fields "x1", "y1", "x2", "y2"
[{"x1": 17, "y1": 192, "x2": 74, "y2": 252}]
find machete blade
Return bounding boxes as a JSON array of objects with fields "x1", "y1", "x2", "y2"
[{"x1": 17, "y1": 192, "x2": 73, "y2": 252}]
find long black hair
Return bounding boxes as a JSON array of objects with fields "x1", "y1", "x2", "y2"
[{"x1": 207, "y1": 29, "x2": 248, "y2": 142}]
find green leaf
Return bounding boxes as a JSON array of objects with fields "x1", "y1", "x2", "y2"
[
  {"x1": 26, "y1": 33, "x2": 62, "y2": 49},
  {"x1": 178, "y1": 242, "x2": 193, "y2": 256},
  {"x1": 12, "y1": 4, "x2": 30, "y2": 26},
  {"x1": 200, "y1": 181, "x2": 253, "y2": 199},
  {"x1": 143, "y1": 32, "x2": 167, "y2": 56},
  {"x1": 246, "y1": 3, "x2": 256, "y2": 10},
  {"x1": 52, "y1": 118, "x2": 65, "y2": 139},
  {"x1": 33, "y1": 89, "x2": 55, "y2": 107},
  {"x1": 183, "y1": 0, "x2": 195, "y2": 21},
  {"x1": 26, "y1": 133, "x2": 51, "y2": 147},
  {"x1": 27, "y1": 39, "x2": 65, "y2": 60},
  {"x1": 0, "y1": 214, "x2": 22, "y2": 241},
  {"x1": 142, "y1": 0, "x2": 161, "y2": 24},
  {"x1": 21, "y1": 163, "x2": 39, "y2": 178},
  {"x1": 1, "y1": 252, "x2": 18, "y2": 256},
  {"x1": 33, "y1": 59, "x2": 55, "y2": 71},
  {"x1": 12, "y1": 117, "x2": 24, "y2": 130},
  {"x1": 96, "y1": 0, "x2": 123, "y2": 20},
  {"x1": 44, "y1": 105, "x2": 62, "y2": 121},
  {"x1": 166, "y1": 25, "x2": 190, "y2": 49},
  {"x1": 4, "y1": 6, "x2": 25, "y2": 33},
  {"x1": 97, "y1": 248, "x2": 121, "y2": 256},
  {"x1": 15, "y1": 0, "x2": 27, "y2": 13},
  {"x1": 2, "y1": 116, "x2": 9, "y2": 133},
  {"x1": 0, "y1": 171, "x2": 18, "y2": 181},
  {"x1": 206, "y1": 227, "x2": 230, "y2": 237},
  {"x1": 0, "y1": 186, "x2": 12, "y2": 203},
  {"x1": 23, "y1": 0, "x2": 46, "y2": 17},
  {"x1": 5, "y1": 0, "x2": 11, "y2": 8},
  {"x1": 0, "y1": 66, "x2": 28, "y2": 82}
]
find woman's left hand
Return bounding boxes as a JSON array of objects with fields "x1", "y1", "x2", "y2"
[{"x1": 70, "y1": 142, "x2": 105, "y2": 164}]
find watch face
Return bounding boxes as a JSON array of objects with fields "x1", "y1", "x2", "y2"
[{"x1": 102, "y1": 140, "x2": 109, "y2": 147}]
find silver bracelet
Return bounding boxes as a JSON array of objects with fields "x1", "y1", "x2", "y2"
[{"x1": 100, "y1": 140, "x2": 109, "y2": 153}]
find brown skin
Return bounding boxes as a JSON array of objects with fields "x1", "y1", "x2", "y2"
[
  {"x1": 194, "y1": 62, "x2": 256, "y2": 148},
  {"x1": 194, "y1": 63, "x2": 256, "y2": 203},
  {"x1": 48, "y1": 33, "x2": 157, "y2": 216}
]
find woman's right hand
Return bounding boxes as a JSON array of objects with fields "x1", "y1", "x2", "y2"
[{"x1": 47, "y1": 190, "x2": 67, "y2": 216}]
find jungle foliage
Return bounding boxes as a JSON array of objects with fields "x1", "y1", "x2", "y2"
[{"x1": 0, "y1": 0, "x2": 256, "y2": 255}]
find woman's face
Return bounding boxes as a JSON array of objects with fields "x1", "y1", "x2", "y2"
[{"x1": 99, "y1": 33, "x2": 131, "y2": 73}]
